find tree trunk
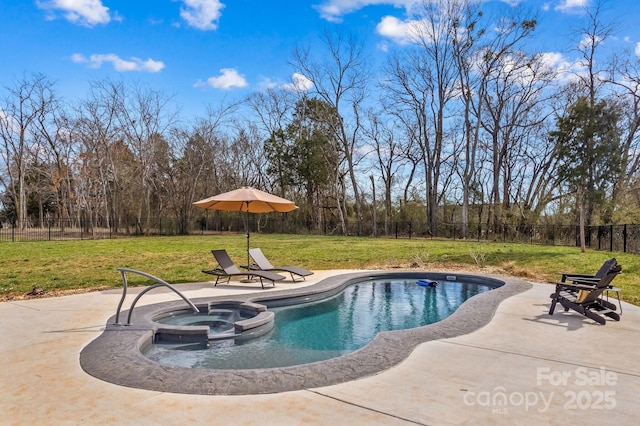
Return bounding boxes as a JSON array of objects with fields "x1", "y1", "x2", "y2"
[
  {"x1": 370, "y1": 174, "x2": 377, "y2": 237},
  {"x1": 578, "y1": 184, "x2": 586, "y2": 253}
]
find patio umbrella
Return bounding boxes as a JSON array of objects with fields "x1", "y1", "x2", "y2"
[{"x1": 193, "y1": 186, "x2": 297, "y2": 268}]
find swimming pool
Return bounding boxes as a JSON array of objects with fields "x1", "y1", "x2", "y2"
[
  {"x1": 80, "y1": 271, "x2": 532, "y2": 395},
  {"x1": 145, "y1": 278, "x2": 493, "y2": 369}
]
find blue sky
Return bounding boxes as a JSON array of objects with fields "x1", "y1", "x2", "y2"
[{"x1": 2, "y1": 0, "x2": 640, "y2": 119}]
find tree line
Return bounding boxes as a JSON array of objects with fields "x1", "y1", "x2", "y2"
[{"x1": 1, "y1": 0, "x2": 640, "y2": 251}]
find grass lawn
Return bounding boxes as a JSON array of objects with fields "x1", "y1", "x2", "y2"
[{"x1": 1, "y1": 234, "x2": 638, "y2": 305}]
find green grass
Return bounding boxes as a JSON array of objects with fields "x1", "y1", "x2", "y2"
[{"x1": 1, "y1": 234, "x2": 638, "y2": 305}]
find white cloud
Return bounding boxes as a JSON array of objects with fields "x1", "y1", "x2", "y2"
[
  {"x1": 281, "y1": 73, "x2": 314, "y2": 92},
  {"x1": 554, "y1": 0, "x2": 588, "y2": 13},
  {"x1": 503, "y1": 0, "x2": 525, "y2": 6},
  {"x1": 0, "y1": 108, "x2": 16, "y2": 134},
  {"x1": 36, "y1": 0, "x2": 111, "y2": 26},
  {"x1": 376, "y1": 15, "x2": 414, "y2": 45},
  {"x1": 377, "y1": 40, "x2": 390, "y2": 52},
  {"x1": 539, "y1": 51, "x2": 586, "y2": 83},
  {"x1": 71, "y1": 53, "x2": 165, "y2": 72},
  {"x1": 196, "y1": 68, "x2": 248, "y2": 90},
  {"x1": 635, "y1": 42, "x2": 640, "y2": 58},
  {"x1": 376, "y1": 15, "x2": 435, "y2": 45},
  {"x1": 539, "y1": 52, "x2": 567, "y2": 69},
  {"x1": 0, "y1": 108, "x2": 30, "y2": 143},
  {"x1": 579, "y1": 34, "x2": 603, "y2": 50},
  {"x1": 315, "y1": 0, "x2": 416, "y2": 23},
  {"x1": 180, "y1": 0, "x2": 225, "y2": 30},
  {"x1": 257, "y1": 77, "x2": 278, "y2": 91}
]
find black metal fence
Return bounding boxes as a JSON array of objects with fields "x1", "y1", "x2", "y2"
[{"x1": 2, "y1": 216, "x2": 640, "y2": 254}]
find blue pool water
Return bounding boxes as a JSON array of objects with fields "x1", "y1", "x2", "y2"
[{"x1": 145, "y1": 278, "x2": 493, "y2": 369}]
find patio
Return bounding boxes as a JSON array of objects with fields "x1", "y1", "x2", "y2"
[{"x1": 1, "y1": 270, "x2": 639, "y2": 425}]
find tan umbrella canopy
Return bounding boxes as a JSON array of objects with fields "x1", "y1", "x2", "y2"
[
  {"x1": 193, "y1": 186, "x2": 297, "y2": 268},
  {"x1": 193, "y1": 186, "x2": 297, "y2": 213}
]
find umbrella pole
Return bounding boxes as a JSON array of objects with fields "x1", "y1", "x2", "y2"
[
  {"x1": 246, "y1": 202, "x2": 250, "y2": 269},
  {"x1": 240, "y1": 201, "x2": 257, "y2": 283}
]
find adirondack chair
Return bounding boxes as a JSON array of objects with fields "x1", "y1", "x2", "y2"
[{"x1": 549, "y1": 263, "x2": 622, "y2": 325}]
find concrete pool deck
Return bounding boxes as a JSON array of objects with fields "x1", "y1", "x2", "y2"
[{"x1": 1, "y1": 270, "x2": 639, "y2": 425}]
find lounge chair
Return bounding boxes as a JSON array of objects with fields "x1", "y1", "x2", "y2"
[
  {"x1": 203, "y1": 249, "x2": 285, "y2": 289},
  {"x1": 248, "y1": 248, "x2": 313, "y2": 282},
  {"x1": 549, "y1": 263, "x2": 622, "y2": 325}
]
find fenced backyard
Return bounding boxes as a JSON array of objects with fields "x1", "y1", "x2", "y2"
[{"x1": 3, "y1": 215, "x2": 640, "y2": 254}]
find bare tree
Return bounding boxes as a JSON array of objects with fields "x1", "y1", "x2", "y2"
[
  {"x1": 185, "y1": 101, "x2": 240, "y2": 197},
  {"x1": 291, "y1": 29, "x2": 369, "y2": 235},
  {"x1": 0, "y1": 73, "x2": 55, "y2": 228},
  {"x1": 114, "y1": 81, "x2": 178, "y2": 234},
  {"x1": 450, "y1": 0, "x2": 484, "y2": 238},
  {"x1": 161, "y1": 125, "x2": 213, "y2": 233},
  {"x1": 572, "y1": 1, "x2": 613, "y2": 108},
  {"x1": 450, "y1": 2, "x2": 540, "y2": 235},
  {"x1": 364, "y1": 111, "x2": 411, "y2": 234},
  {"x1": 245, "y1": 88, "x2": 297, "y2": 197},
  {"x1": 606, "y1": 47, "x2": 640, "y2": 217},
  {"x1": 31, "y1": 82, "x2": 77, "y2": 229},
  {"x1": 72, "y1": 79, "x2": 126, "y2": 234},
  {"x1": 384, "y1": 0, "x2": 459, "y2": 235},
  {"x1": 481, "y1": 48, "x2": 556, "y2": 229},
  {"x1": 569, "y1": 0, "x2": 617, "y2": 231}
]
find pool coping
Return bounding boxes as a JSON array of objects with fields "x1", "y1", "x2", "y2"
[{"x1": 80, "y1": 271, "x2": 532, "y2": 395}]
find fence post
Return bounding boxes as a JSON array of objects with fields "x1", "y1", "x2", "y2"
[
  {"x1": 623, "y1": 224, "x2": 627, "y2": 253},
  {"x1": 610, "y1": 225, "x2": 613, "y2": 252},
  {"x1": 395, "y1": 222, "x2": 398, "y2": 239},
  {"x1": 408, "y1": 222, "x2": 412, "y2": 240}
]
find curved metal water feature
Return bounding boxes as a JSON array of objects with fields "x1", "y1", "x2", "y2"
[{"x1": 114, "y1": 268, "x2": 199, "y2": 325}]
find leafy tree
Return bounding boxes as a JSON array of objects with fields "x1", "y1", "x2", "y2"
[
  {"x1": 265, "y1": 128, "x2": 296, "y2": 192},
  {"x1": 550, "y1": 96, "x2": 622, "y2": 251},
  {"x1": 265, "y1": 98, "x2": 338, "y2": 225}
]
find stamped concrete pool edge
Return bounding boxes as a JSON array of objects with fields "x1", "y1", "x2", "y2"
[{"x1": 80, "y1": 271, "x2": 532, "y2": 395}]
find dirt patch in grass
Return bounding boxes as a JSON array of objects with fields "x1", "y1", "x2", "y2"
[
  {"x1": 372, "y1": 259, "x2": 539, "y2": 280},
  {"x1": 0, "y1": 286, "x2": 114, "y2": 302}
]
